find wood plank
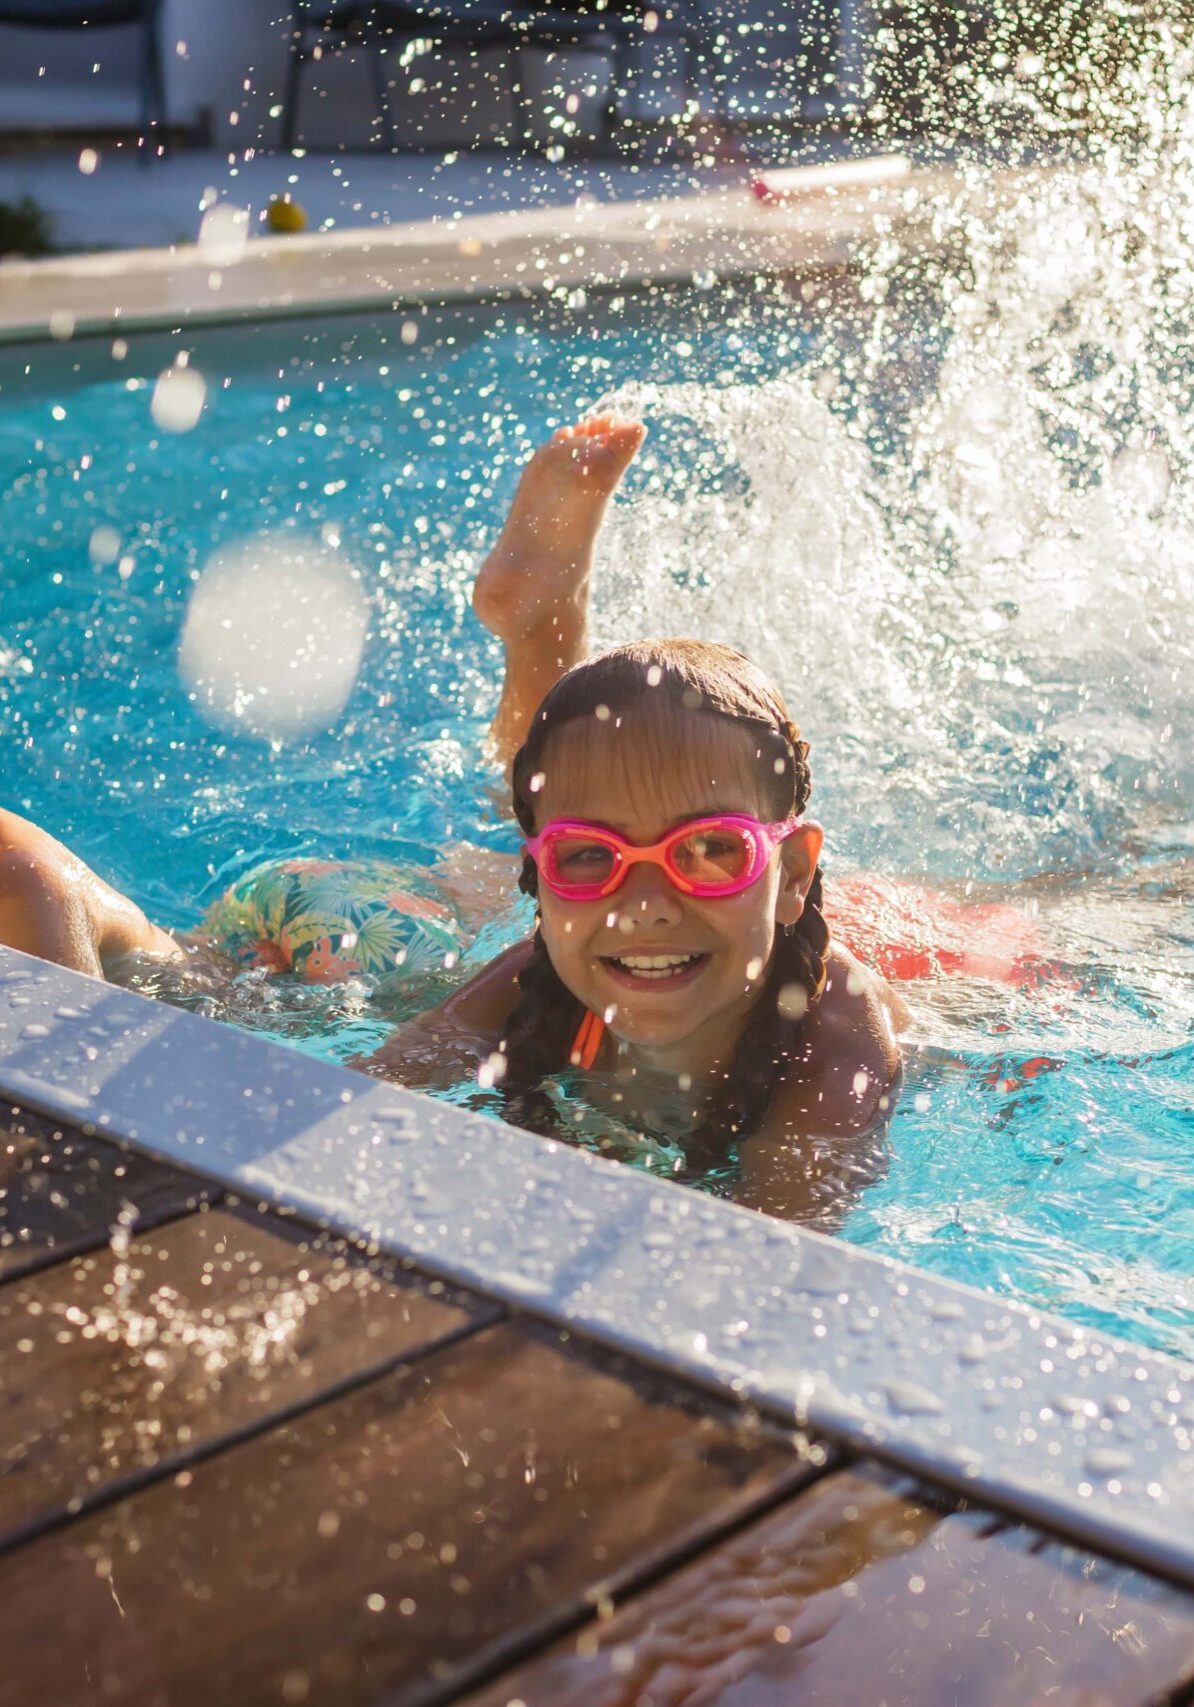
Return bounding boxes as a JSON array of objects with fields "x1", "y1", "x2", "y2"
[
  {"x1": 0, "y1": 1318, "x2": 820, "y2": 1707},
  {"x1": 0, "y1": 1105, "x2": 211, "y2": 1281},
  {"x1": 0, "y1": 1201, "x2": 498, "y2": 1549},
  {"x1": 463, "y1": 1461, "x2": 1194, "y2": 1707}
]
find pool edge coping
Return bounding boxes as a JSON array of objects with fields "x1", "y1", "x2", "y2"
[
  {"x1": 0, "y1": 158, "x2": 1059, "y2": 345},
  {"x1": 1, "y1": 942, "x2": 1191, "y2": 1590}
]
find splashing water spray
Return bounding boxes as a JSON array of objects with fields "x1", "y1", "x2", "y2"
[{"x1": 587, "y1": 22, "x2": 1193, "y2": 882}]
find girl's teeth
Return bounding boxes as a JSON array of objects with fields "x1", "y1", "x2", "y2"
[{"x1": 611, "y1": 953, "x2": 699, "y2": 979}]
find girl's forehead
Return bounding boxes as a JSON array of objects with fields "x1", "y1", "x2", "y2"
[{"x1": 534, "y1": 710, "x2": 773, "y2": 829}]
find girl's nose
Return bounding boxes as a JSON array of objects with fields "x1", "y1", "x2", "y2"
[{"x1": 609, "y1": 862, "x2": 685, "y2": 930}]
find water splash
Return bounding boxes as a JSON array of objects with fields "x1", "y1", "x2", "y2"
[
  {"x1": 591, "y1": 136, "x2": 1194, "y2": 881},
  {"x1": 5, "y1": 22, "x2": 1194, "y2": 1354}
]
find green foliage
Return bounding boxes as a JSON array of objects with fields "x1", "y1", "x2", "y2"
[{"x1": 0, "y1": 195, "x2": 53, "y2": 258}]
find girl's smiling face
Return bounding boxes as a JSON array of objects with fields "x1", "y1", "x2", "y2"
[{"x1": 531, "y1": 706, "x2": 823, "y2": 1080}]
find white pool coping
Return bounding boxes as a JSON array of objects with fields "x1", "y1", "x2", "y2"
[
  {"x1": 1, "y1": 943, "x2": 1191, "y2": 1588},
  {"x1": 0, "y1": 157, "x2": 1054, "y2": 344}
]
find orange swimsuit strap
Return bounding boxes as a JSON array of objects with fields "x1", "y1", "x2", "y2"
[{"x1": 569, "y1": 1009, "x2": 606, "y2": 1069}]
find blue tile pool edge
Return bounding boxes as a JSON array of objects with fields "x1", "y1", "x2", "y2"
[{"x1": 1, "y1": 943, "x2": 1191, "y2": 1588}]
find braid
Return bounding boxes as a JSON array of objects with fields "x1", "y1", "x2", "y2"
[
  {"x1": 683, "y1": 868, "x2": 830, "y2": 1169},
  {"x1": 498, "y1": 855, "x2": 584, "y2": 1136},
  {"x1": 682, "y1": 728, "x2": 827, "y2": 1163}
]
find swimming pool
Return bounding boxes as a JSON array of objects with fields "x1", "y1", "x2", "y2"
[{"x1": 2, "y1": 261, "x2": 1191, "y2": 1358}]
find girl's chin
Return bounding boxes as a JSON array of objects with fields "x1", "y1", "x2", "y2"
[
  {"x1": 583, "y1": 958, "x2": 724, "y2": 1043},
  {"x1": 599, "y1": 1006, "x2": 709, "y2": 1053}
]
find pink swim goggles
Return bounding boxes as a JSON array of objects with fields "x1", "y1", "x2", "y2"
[{"x1": 524, "y1": 813, "x2": 809, "y2": 902}]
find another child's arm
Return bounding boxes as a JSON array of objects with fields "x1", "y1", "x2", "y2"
[{"x1": 0, "y1": 807, "x2": 183, "y2": 978}]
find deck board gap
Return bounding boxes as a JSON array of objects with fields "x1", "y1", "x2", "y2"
[
  {"x1": 0, "y1": 1190, "x2": 224, "y2": 1288},
  {"x1": 408, "y1": 1447, "x2": 841, "y2": 1707},
  {"x1": 0, "y1": 1303, "x2": 501, "y2": 1564}
]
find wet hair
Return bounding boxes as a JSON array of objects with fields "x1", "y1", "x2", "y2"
[{"x1": 499, "y1": 638, "x2": 830, "y2": 1156}]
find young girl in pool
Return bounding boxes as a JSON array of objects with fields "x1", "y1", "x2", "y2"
[
  {"x1": 0, "y1": 414, "x2": 1038, "y2": 1212},
  {"x1": 360, "y1": 630, "x2": 902, "y2": 1215},
  {"x1": 330, "y1": 416, "x2": 902, "y2": 1216}
]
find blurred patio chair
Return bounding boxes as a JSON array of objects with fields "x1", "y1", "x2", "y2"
[
  {"x1": 0, "y1": 0, "x2": 166, "y2": 154},
  {"x1": 281, "y1": 0, "x2": 696, "y2": 152}
]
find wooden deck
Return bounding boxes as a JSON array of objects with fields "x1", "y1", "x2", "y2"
[{"x1": 3, "y1": 1099, "x2": 1194, "y2": 1707}]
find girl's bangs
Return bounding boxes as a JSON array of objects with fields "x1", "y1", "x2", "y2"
[
  {"x1": 537, "y1": 701, "x2": 779, "y2": 828},
  {"x1": 513, "y1": 640, "x2": 803, "y2": 831}
]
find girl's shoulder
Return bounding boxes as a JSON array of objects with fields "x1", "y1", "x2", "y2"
[
  {"x1": 353, "y1": 939, "x2": 532, "y2": 1085},
  {"x1": 822, "y1": 941, "x2": 911, "y2": 1038},
  {"x1": 765, "y1": 943, "x2": 904, "y2": 1140},
  {"x1": 438, "y1": 938, "x2": 535, "y2": 1033}
]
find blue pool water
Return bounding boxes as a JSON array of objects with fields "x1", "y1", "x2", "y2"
[{"x1": 1, "y1": 272, "x2": 1191, "y2": 1358}]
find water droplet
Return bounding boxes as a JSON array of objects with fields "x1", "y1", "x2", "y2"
[
  {"x1": 178, "y1": 534, "x2": 368, "y2": 740},
  {"x1": 883, "y1": 1379, "x2": 945, "y2": 1417},
  {"x1": 777, "y1": 982, "x2": 808, "y2": 1021},
  {"x1": 88, "y1": 526, "x2": 121, "y2": 567},
  {"x1": 1084, "y1": 1445, "x2": 1134, "y2": 1477},
  {"x1": 197, "y1": 201, "x2": 249, "y2": 265},
  {"x1": 1110, "y1": 442, "x2": 1171, "y2": 516},
  {"x1": 151, "y1": 365, "x2": 207, "y2": 434},
  {"x1": 477, "y1": 1052, "x2": 506, "y2": 1089},
  {"x1": 927, "y1": 1298, "x2": 966, "y2": 1321}
]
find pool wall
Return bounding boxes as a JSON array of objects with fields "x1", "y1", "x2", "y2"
[{"x1": 2, "y1": 942, "x2": 1191, "y2": 1588}]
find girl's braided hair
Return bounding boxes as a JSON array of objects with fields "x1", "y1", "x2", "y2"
[{"x1": 499, "y1": 638, "x2": 830, "y2": 1155}]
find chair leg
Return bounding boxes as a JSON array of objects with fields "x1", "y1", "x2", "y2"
[
  {"x1": 370, "y1": 38, "x2": 396, "y2": 150},
  {"x1": 510, "y1": 43, "x2": 537, "y2": 150},
  {"x1": 138, "y1": 0, "x2": 167, "y2": 165},
  {"x1": 282, "y1": 25, "x2": 308, "y2": 151}
]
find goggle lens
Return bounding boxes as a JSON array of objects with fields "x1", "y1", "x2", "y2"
[
  {"x1": 548, "y1": 834, "x2": 619, "y2": 889},
  {"x1": 671, "y1": 826, "x2": 753, "y2": 885}
]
